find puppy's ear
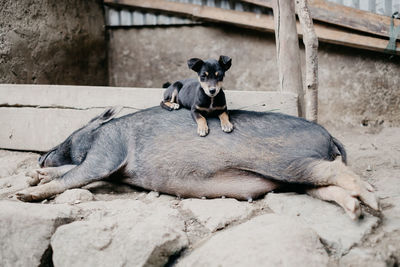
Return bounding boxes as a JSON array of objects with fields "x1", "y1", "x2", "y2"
[
  {"x1": 187, "y1": 58, "x2": 204, "y2": 72},
  {"x1": 218, "y1": 55, "x2": 232, "y2": 71}
]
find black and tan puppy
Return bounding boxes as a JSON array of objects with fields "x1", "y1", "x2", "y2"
[{"x1": 161, "y1": 55, "x2": 233, "y2": 137}]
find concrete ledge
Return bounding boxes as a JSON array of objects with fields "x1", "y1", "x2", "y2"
[{"x1": 0, "y1": 84, "x2": 298, "y2": 151}]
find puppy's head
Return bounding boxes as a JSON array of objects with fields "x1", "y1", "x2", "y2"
[{"x1": 187, "y1": 55, "x2": 232, "y2": 97}]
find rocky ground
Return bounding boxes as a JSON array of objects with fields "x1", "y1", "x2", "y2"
[{"x1": 0, "y1": 125, "x2": 399, "y2": 267}]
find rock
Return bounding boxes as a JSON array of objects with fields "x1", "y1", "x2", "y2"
[
  {"x1": 177, "y1": 214, "x2": 329, "y2": 267},
  {"x1": 54, "y1": 189, "x2": 94, "y2": 204},
  {"x1": 264, "y1": 193, "x2": 379, "y2": 255},
  {"x1": 340, "y1": 248, "x2": 386, "y2": 267},
  {"x1": 51, "y1": 200, "x2": 188, "y2": 267},
  {"x1": 381, "y1": 196, "x2": 400, "y2": 233},
  {"x1": 0, "y1": 151, "x2": 40, "y2": 200},
  {"x1": 0, "y1": 151, "x2": 39, "y2": 178},
  {"x1": 180, "y1": 198, "x2": 254, "y2": 232},
  {"x1": 0, "y1": 201, "x2": 78, "y2": 267},
  {"x1": 373, "y1": 169, "x2": 400, "y2": 199},
  {"x1": 0, "y1": 173, "x2": 30, "y2": 199}
]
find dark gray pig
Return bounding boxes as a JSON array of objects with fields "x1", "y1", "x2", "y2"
[{"x1": 17, "y1": 107, "x2": 378, "y2": 219}]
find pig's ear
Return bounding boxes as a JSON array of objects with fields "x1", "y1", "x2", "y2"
[{"x1": 92, "y1": 106, "x2": 123, "y2": 124}]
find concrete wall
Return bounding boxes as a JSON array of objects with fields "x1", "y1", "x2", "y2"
[
  {"x1": 0, "y1": 0, "x2": 107, "y2": 85},
  {"x1": 108, "y1": 25, "x2": 400, "y2": 128}
]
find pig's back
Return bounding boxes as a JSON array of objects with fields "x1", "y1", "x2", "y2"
[{"x1": 112, "y1": 107, "x2": 337, "y2": 186}]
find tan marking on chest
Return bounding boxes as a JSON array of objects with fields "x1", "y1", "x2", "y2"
[{"x1": 196, "y1": 98, "x2": 226, "y2": 112}]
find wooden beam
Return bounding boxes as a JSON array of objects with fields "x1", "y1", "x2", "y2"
[
  {"x1": 243, "y1": 0, "x2": 400, "y2": 39},
  {"x1": 273, "y1": 0, "x2": 304, "y2": 116},
  {"x1": 103, "y1": 0, "x2": 399, "y2": 55}
]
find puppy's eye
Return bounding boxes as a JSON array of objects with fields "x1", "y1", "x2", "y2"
[{"x1": 215, "y1": 72, "x2": 219, "y2": 76}]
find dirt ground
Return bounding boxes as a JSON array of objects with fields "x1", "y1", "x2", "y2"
[
  {"x1": 326, "y1": 125, "x2": 400, "y2": 265},
  {"x1": 0, "y1": 124, "x2": 399, "y2": 266}
]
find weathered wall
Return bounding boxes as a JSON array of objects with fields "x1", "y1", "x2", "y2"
[
  {"x1": 108, "y1": 25, "x2": 400, "y2": 128},
  {"x1": 0, "y1": 0, "x2": 107, "y2": 85},
  {"x1": 108, "y1": 26, "x2": 279, "y2": 92}
]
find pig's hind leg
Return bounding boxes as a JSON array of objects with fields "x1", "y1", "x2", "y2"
[
  {"x1": 306, "y1": 186, "x2": 362, "y2": 220},
  {"x1": 296, "y1": 156, "x2": 378, "y2": 218},
  {"x1": 16, "y1": 149, "x2": 126, "y2": 202}
]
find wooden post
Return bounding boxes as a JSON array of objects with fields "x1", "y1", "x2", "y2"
[
  {"x1": 272, "y1": 0, "x2": 304, "y2": 117},
  {"x1": 296, "y1": 0, "x2": 319, "y2": 122}
]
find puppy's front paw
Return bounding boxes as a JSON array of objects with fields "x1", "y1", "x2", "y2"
[
  {"x1": 172, "y1": 103, "x2": 180, "y2": 110},
  {"x1": 221, "y1": 121, "x2": 233, "y2": 133},
  {"x1": 197, "y1": 124, "x2": 209, "y2": 137}
]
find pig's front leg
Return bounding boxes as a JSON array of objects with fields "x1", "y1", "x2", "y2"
[
  {"x1": 16, "y1": 145, "x2": 127, "y2": 202},
  {"x1": 26, "y1": 165, "x2": 77, "y2": 186}
]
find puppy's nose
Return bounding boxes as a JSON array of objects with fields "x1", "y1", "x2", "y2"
[{"x1": 209, "y1": 88, "x2": 216, "y2": 94}]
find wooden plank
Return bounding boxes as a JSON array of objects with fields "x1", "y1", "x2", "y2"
[
  {"x1": 243, "y1": 0, "x2": 400, "y2": 39},
  {"x1": 103, "y1": 0, "x2": 399, "y2": 54},
  {"x1": 0, "y1": 84, "x2": 298, "y2": 151}
]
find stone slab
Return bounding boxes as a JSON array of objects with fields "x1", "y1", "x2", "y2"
[
  {"x1": 264, "y1": 193, "x2": 380, "y2": 255},
  {"x1": 0, "y1": 201, "x2": 78, "y2": 267},
  {"x1": 176, "y1": 214, "x2": 329, "y2": 267},
  {"x1": 180, "y1": 198, "x2": 253, "y2": 232}
]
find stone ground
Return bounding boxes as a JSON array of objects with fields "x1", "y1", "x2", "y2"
[{"x1": 0, "y1": 125, "x2": 399, "y2": 267}]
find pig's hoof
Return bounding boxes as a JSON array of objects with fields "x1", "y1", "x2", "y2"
[
  {"x1": 36, "y1": 168, "x2": 58, "y2": 185},
  {"x1": 351, "y1": 184, "x2": 379, "y2": 211},
  {"x1": 197, "y1": 125, "x2": 209, "y2": 137},
  {"x1": 343, "y1": 196, "x2": 362, "y2": 220},
  {"x1": 26, "y1": 170, "x2": 40, "y2": 186},
  {"x1": 221, "y1": 121, "x2": 233, "y2": 133},
  {"x1": 338, "y1": 177, "x2": 379, "y2": 211},
  {"x1": 15, "y1": 186, "x2": 51, "y2": 202},
  {"x1": 15, "y1": 188, "x2": 37, "y2": 202}
]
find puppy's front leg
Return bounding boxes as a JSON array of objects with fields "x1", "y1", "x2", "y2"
[
  {"x1": 192, "y1": 109, "x2": 209, "y2": 137},
  {"x1": 219, "y1": 111, "x2": 233, "y2": 133}
]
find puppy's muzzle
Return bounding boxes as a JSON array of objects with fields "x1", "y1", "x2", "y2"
[{"x1": 209, "y1": 88, "x2": 216, "y2": 95}]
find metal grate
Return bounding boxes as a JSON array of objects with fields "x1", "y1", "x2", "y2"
[
  {"x1": 326, "y1": 0, "x2": 400, "y2": 16},
  {"x1": 105, "y1": 0, "x2": 400, "y2": 27},
  {"x1": 105, "y1": 6, "x2": 201, "y2": 26},
  {"x1": 105, "y1": 0, "x2": 271, "y2": 27}
]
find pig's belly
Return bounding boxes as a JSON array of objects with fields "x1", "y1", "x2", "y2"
[{"x1": 124, "y1": 169, "x2": 279, "y2": 200}]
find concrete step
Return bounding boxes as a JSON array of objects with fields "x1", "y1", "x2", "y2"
[{"x1": 0, "y1": 84, "x2": 298, "y2": 151}]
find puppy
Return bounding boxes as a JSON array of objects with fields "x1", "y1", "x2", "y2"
[{"x1": 161, "y1": 55, "x2": 233, "y2": 137}]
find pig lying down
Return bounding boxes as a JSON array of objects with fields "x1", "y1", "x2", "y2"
[{"x1": 16, "y1": 107, "x2": 378, "y2": 219}]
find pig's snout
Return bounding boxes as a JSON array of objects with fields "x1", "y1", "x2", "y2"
[
  {"x1": 38, "y1": 154, "x2": 47, "y2": 168},
  {"x1": 38, "y1": 150, "x2": 54, "y2": 168}
]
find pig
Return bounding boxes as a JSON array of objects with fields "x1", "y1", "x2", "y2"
[{"x1": 16, "y1": 107, "x2": 378, "y2": 219}]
